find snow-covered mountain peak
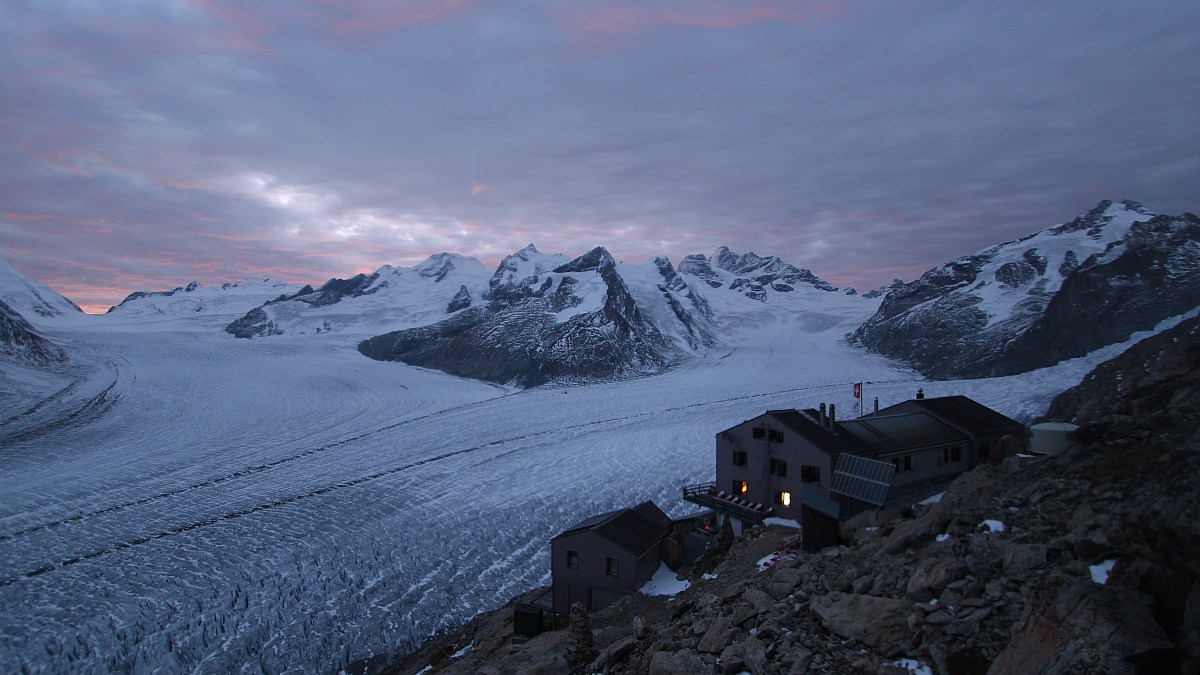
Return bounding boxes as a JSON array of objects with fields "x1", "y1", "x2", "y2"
[
  {"x1": 412, "y1": 252, "x2": 483, "y2": 282},
  {"x1": 853, "y1": 199, "x2": 1200, "y2": 379},
  {"x1": 1049, "y1": 199, "x2": 1154, "y2": 237},
  {"x1": 485, "y1": 244, "x2": 570, "y2": 300},
  {"x1": 0, "y1": 254, "x2": 82, "y2": 322},
  {"x1": 106, "y1": 277, "x2": 301, "y2": 324},
  {"x1": 553, "y1": 246, "x2": 616, "y2": 273}
]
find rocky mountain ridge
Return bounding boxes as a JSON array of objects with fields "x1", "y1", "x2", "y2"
[
  {"x1": 357, "y1": 245, "x2": 716, "y2": 387},
  {"x1": 852, "y1": 200, "x2": 1200, "y2": 380},
  {"x1": 679, "y1": 247, "x2": 840, "y2": 301}
]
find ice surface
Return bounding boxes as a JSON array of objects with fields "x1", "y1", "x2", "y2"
[{"x1": 0, "y1": 267, "x2": 1172, "y2": 672}]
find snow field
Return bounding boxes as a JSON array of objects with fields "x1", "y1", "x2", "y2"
[{"x1": 0, "y1": 277, "x2": 1171, "y2": 672}]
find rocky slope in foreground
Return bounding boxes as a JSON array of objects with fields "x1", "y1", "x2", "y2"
[{"x1": 389, "y1": 311, "x2": 1200, "y2": 674}]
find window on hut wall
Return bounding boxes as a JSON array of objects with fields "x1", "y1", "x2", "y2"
[
  {"x1": 752, "y1": 427, "x2": 765, "y2": 440},
  {"x1": 732, "y1": 450, "x2": 747, "y2": 467},
  {"x1": 732, "y1": 479, "x2": 748, "y2": 495},
  {"x1": 801, "y1": 465, "x2": 820, "y2": 484},
  {"x1": 567, "y1": 549, "x2": 579, "y2": 569},
  {"x1": 941, "y1": 447, "x2": 964, "y2": 464},
  {"x1": 769, "y1": 458, "x2": 787, "y2": 477},
  {"x1": 606, "y1": 557, "x2": 619, "y2": 577},
  {"x1": 768, "y1": 429, "x2": 784, "y2": 443},
  {"x1": 774, "y1": 491, "x2": 791, "y2": 507},
  {"x1": 904, "y1": 455, "x2": 913, "y2": 472}
]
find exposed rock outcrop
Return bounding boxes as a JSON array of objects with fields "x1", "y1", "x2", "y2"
[
  {"x1": 0, "y1": 298, "x2": 67, "y2": 366},
  {"x1": 679, "y1": 247, "x2": 839, "y2": 300}
]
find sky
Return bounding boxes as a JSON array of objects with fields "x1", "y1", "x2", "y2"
[{"x1": 1, "y1": 1, "x2": 1198, "y2": 313}]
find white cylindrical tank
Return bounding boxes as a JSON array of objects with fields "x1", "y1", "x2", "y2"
[{"x1": 1030, "y1": 422, "x2": 1079, "y2": 455}]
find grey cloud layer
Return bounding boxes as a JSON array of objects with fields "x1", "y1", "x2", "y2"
[{"x1": 1, "y1": 0, "x2": 1198, "y2": 309}]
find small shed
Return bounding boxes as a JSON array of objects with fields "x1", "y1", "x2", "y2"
[
  {"x1": 1030, "y1": 421, "x2": 1079, "y2": 455},
  {"x1": 550, "y1": 501, "x2": 671, "y2": 615}
]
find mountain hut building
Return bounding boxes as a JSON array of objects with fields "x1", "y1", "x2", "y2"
[{"x1": 684, "y1": 395, "x2": 1025, "y2": 537}]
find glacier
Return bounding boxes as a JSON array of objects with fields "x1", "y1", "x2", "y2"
[{"x1": 0, "y1": 253, "x2": 1175, "y2": 673}]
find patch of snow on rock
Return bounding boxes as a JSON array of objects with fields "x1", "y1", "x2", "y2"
[
  {"x1": 640, "y1": 563, "x2": 689, "y2": 596},
  {"x1": 1090, "y1": 558, "x2": 1118, "y2": 585}
]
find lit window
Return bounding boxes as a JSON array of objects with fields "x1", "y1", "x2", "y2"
[
  {"x1": 566, "y1": 550, "x2": 578, "y2": 569},
  {"x1": 732, "y1": 451, "x2": 747, "y2": 467},
  {"x1": 775, "y1": 491, "x2": 791, "y2": 507},
  {"x1": 733, "y1": 479, "x2": 748, "y2": 495},
  {"x1": 606, "y1": 557, "x2": 619, "y2": 577}
]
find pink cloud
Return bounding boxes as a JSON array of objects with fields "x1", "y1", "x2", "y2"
[
  {"x1": 566, "y1": 1, "x2": 837, "y2": 35},
  {"x1": 302, "y1": 0, "x2": 477, "y2": 38},
  {"x1": 469, "y1": 180, "x2": 495, "y2": 196}
]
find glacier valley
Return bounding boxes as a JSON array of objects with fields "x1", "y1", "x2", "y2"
[{"x1": 0, "y1": 252, "x2": 1190, "y2": 673}]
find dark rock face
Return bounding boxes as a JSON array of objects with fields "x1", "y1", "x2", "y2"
[
  {"x1": 678, "y1": 246, "x2": 838, "y2": 300},
  {"x1": 0, "y1": 298, "x2": 67, "y2": 366},
  {"x1": 446, "y1": 285, "x2": 472, "y2": 313},
  {"x1": 1041, "y1": 315, "x2": 1200, "y2": 426},
  {"x1": 358, "y1": 246, "x2": 687, "y2": 387},
  {"x1": 852, "y1": 200, "x2": 1200, "y2": 379},
  {"x1": 224, "y1": 307, "x2": 282, "y2": 339},
  {"x1": 863, "y1": 279, "x2": 906, "y2": 299},
  {"x1": 285, "y1": 273, "x2": 381, "y2": 308},
  {"x1": 652, "y1": 256, "x2": 715, "y2": 351}
]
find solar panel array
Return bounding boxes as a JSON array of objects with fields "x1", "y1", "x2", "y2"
[{"x1": 830, "y1": 454, "x2": 895, "y2": 506}]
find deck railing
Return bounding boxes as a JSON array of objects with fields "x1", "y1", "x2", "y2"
[{"x1": 681, "y1": 482, "x2": 772, "y2": 522}]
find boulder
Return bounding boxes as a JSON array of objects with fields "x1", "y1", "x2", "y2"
[
  {"x1": 697, "y1": 616, "x2": 736, "y2": 654},
  {"x1": 906, "y1": 558, "x2": 966, "y2": 601},
  {"x1": 810, "y1": 592, "x2": 919, "y2": 656},
  {"x1": 988, "y1": 571, "x2": 1174, "y2": 674}
]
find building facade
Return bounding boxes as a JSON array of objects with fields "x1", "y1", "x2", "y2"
[
  {"x1": 692, "y1": 395, "x2": 1025, "y2": 531},
  {"x1": 549, "y1": 501, "x2": 671, "y2": 614}
]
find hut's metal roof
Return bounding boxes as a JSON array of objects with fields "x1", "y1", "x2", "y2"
[
  {"x1": 552, "y1": 500, "x2": 670, "y2": 556},
  {"x1": 838, "y1": 412, "x2": 966, "y2": 453}
]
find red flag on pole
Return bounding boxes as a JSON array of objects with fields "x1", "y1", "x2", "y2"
[{"x1": 853, "y1": 382, "x2": 862, "y2": 399}]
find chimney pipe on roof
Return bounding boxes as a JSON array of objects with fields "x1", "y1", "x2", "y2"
[
  {"x1": 916, "y1": 388, "x2": 925, "y2": 400},
  {"x1": 819, "y1": 402, "x2": 826, "y2": 428},
  {"x1": 829, "y1": 403, "x2": 837, "y2": 433},
  {"x1": 874, "y1": 397, "x2": 879, "y2": 415}
]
